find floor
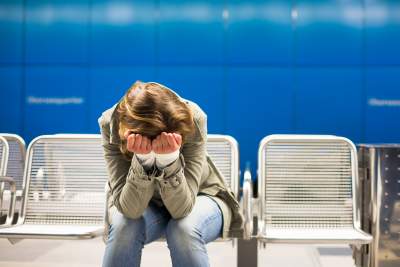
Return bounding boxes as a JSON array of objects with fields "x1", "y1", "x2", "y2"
[{"x1": 0, "y1": 237, "x2": 357, "y2": 267}]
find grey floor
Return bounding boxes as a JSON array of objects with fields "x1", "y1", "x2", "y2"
[{"x1": 0, "y1": 238, "x2": 356, "y2": 267}]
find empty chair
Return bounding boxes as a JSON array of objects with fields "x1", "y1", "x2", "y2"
[
  {"x1": 0, "y1": 135, "x2": 8, "y2": 179},
  {"x1": 0, "y1": 134, "x2": 26, "y2": 223},
  {"x1": 1, "y1": 134, "x2": 26, "y2": 195},
  {"x1": 243, "y1": 134, "x2": 372, "y2": 246},
  {"x1": 0, "y1": 135, "x2": 17, "y2": 227},
  {"x1": 0, "y1": 135, "x2": 107, "y2": 240}
]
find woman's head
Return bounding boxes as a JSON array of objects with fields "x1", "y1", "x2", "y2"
[{"x1": 117, "y1": 81, "x2": 194, "y2": 157}]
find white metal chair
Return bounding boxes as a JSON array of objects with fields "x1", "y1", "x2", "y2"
[
  {"x1": 0, "y1": 135, "x2": 17, "y2": 227},
  {"x1": 201, "y1": 134, "x2": 240, "y2": 244},
  {"x1": 0, "y1": 136, "x2": 8, "y2": 178},
  {"x1": 205, "y1": 134, "x2": 240, "y2": 198},
  {"x1": 1, "y1": 134, "x2": 25, "y2": 193},
  {"x1": 0, "y1": 134, "x2": 26, "y2": 223},
  {"x1": 243, "y1": 135, "x2": 372, "y2": 247},
  {"x1": 0, "y1": 135, "x2": 107, "y2": 240}
]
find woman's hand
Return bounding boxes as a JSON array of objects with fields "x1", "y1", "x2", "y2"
[
  {"x1": 152, "y1": 132, "x2": 182, "y2": 154},
  {"x1": 124, "y1": 131, "x2": 152, "y2": 154}
]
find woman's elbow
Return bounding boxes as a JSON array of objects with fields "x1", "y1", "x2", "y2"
[
  {"x1": 114, "y1": 198, "x2": 145, "y2": 220},
  {"x1": 170, "y1": 199, "x2": 195, "y2": 219}
]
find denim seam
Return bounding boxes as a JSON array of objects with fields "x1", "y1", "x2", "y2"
[{"x1": 145, "y1": 217, "x2": 167, "y2": 241}]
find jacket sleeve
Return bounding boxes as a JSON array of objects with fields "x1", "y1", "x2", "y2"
[
  {"x1": 99, "y1": 117, "x2": 156, "y2": 219},
  {"x1": 156, "y1": 114, "x2": 207, "y2": 219}
]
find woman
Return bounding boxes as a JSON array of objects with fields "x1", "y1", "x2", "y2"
[{"x1": 99, "y1": 81, "x2": 243, "y2": 267}]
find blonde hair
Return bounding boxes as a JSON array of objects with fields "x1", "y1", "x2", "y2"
[{"x1": 117, "y1": 81, "x2": 194, "y2": 158}]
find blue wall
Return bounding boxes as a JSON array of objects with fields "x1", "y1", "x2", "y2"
[{"x1": 1, "y1": 0, "x2": 400, "y2": 180}]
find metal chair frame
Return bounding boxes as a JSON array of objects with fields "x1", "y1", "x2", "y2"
[
  {"x1": 243, "y1": 134, "x2": 372, "y2": 247},
  {"x1": 0, "y1": 135, "x2": 17, "y2": 227},
  {"x1": 0, "y1": 134, "x2": 240, "y2": 245},
  {"x1": 0, "y1": 134, "x2": 106, "y2": 240},
  {"x1": 206, "y1": 134, "x2": 240, "y2": 198},
  {"x1": 0, "y1": 133, "x2": 26, "y2": 223},
  {"x1": 0, "y1": 133, "x2": 26, "y2": 189},
  {"x1": 0, "y1": 136, "x2": 8, "y2": 177}
]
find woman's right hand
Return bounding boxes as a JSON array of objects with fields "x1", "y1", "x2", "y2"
[{"x1": 124, "y1": 131, "x2": 152, "y2": 154}]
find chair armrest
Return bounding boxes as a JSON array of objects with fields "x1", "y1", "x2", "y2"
[
  {"x1": 242, "y1": 169, "x2": 253, "y2": 240},
  {"x1": 0, "y1": 176, "x2": 17, "y2": 226}
]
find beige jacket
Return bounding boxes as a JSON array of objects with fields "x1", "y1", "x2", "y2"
[{"x1": 98, "y1": 93, "x2": 244, "y2": 239}]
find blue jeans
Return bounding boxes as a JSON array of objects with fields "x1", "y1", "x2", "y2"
[{"x1": 102, "y1": 195, "x2": 223, "y2": 267}]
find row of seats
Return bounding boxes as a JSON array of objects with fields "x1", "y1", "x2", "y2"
[{"x1": 0, "y1": 133, "x2": 372, "y2": 248}]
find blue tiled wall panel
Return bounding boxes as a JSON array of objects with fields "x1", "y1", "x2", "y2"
[
  {"x1": 365, "y1": 68, "x2": 400, "y2": 142},
  {"x1": 89, "y1": 67, "x2": 155, "y2": 132},
  {"x1": 365, "y1": 0, "x2": 400, "y2": 65},
  {"x1": 25, "y1": 0, "x2": 89, "y2": 64},
  {"x1": 227, "y1": 67, "x2": 294, "y2": 178},
  {"x1": 1, "y1": 0, "x2": 400, "y2": 172},
  {"x1": 24, "y1": 67, "x2": 89, "y2": 142},
  {"x1": 158, "y1": 0, "x2": 224, "y2": 64},
  {"x1": 90, "y1": 0, "x2": 156, "y2": 65},
  {"x1": 156, "y1": 67, "x2": 225, "y2": 133},
  {"x1": 227, "y1": 0, "x2": 292, "y2": 65},
  {"x1": 295, "y1": 0, "x2": 363, "y2": 65},
  {"x1": 295, "y1": 68, "x2": 363, "y2": 142},
  {"x1": 0, "y1": 0, "x2": 23, "y2": 64},
  {"x1": 0, "y1": 67, "x2": 22, "y2": 134}
]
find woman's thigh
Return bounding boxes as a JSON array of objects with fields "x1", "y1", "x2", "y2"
[
  {"x1": 166, "y1": 195, "x2": 223, "y2": 244},
  {"x1": 109, "y1": 200, "x2": 171, "y2": 244}
]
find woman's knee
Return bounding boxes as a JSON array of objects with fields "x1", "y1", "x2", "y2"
[
  {"x1": 166, "y1": 199, "x2": 223, "y2": 249},
  {"x1": 108, "y1": 213, "x2": 145, "y2": 244},
  {"x1": 165, "y1": 218, "x2": 202, "y2": 250}
]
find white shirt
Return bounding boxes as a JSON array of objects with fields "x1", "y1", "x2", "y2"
[{"x1": 136, "y1": 150, "x2": 180, "y2": 170}]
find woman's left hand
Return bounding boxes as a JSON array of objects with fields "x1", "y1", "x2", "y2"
[{"x1": 152, "y1": 132, "x2": 182, "y2": 154}]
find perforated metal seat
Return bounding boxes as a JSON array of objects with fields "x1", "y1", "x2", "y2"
[
  {"x1": 0, "y1": 135, "x2": 17, "y2": 227},
  {"x1": 205, "y1": 134, "x2": 239, "y2": 244},
  {"x1": 0, "y1": 134, "x2": 25, "y2": 193},
  {"x1": 0, "y1": 134, "x2": 26, "y2": 221},
  {"x1": 0, "y1": 136, "x2": 8, "y2": 179},
  {"x1": 206, "y1": 134, "x2": 239, "y2": 198},
  {"x1": 243, "y1": 135, "x2": 372, "y2": 246},
  {"x1": 0, "y1": 135, "x2": 107, "y2": 239},
  {"x1": 0, "y1": 134, "x2": 239, "y2": 241}
]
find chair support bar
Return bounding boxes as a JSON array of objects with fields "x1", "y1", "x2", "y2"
[
  {"x1": 242, "y1": 168, "x2": 253, "y2": 240},
  {"x1": 0, "y1": 176, "x2": 16, "y2": 227}
]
